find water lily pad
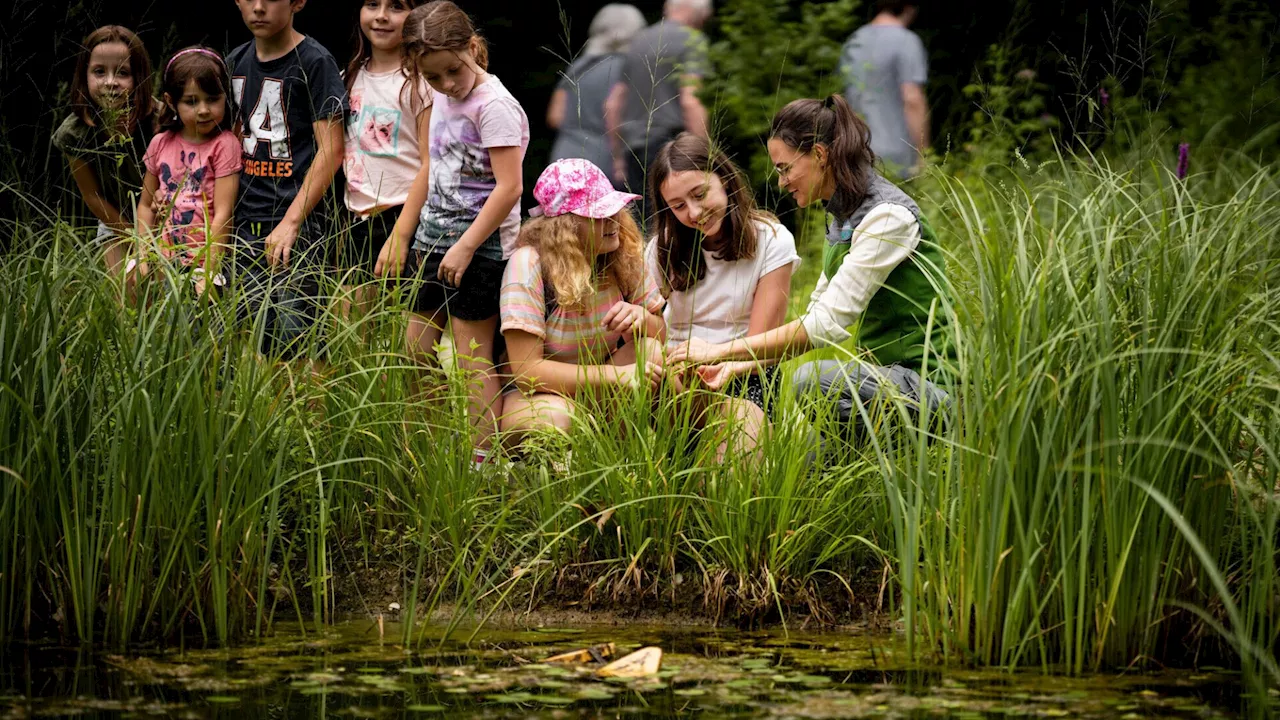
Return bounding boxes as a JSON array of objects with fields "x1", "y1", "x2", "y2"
[
  {"x1": 533, "y1": 628, "x2": 585, "y2": 634},
  {"x1": 487, "y1": 691, "x2": 536, "y2": 704},
  {"x1": 205, "y1": 695, "x2": 241, "y2": 704},
  {"x1": 534, "y1": 695, "x2": 576, "y2": 705},
  {"x1": 401, "y1": 667, "x2": 435, "y2": 675},
  {"x1": 673, "y1": 688, "x2": 707, "y2": 697},
  {"x1": 405, "y1": 704, "x2": 446, "y2": 712},
  {"x1": 576, "y1": 688, "x2": 616, "y2": 700}
]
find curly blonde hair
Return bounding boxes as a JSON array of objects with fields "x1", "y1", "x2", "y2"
[{"x1": 517, "y1": 210, "x2": 646, "y2": 311}]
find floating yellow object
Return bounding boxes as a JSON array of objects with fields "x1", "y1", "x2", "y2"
[
  {"x1": 545, "y1": 643, "x2": 616, "y2": 664},
  {"x1": 595, "y1": 646, "x2": 663, "y2": 678}
]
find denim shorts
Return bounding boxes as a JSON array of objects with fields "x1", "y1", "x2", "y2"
[{"x1": 228, "y1": 220, "x2": 329, "y2": 359}]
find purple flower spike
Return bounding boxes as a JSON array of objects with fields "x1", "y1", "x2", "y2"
[
  {"x1": 1176, "y1": 142, "x2": 1190, "y2": 180},
  {"x1": 1100, "y1": 87, "x2": 1110, "y2": 107}
]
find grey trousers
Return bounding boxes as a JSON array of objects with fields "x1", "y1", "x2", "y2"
[{"x1": 792, "y1": 360, "x2": 952, "y2": 439}]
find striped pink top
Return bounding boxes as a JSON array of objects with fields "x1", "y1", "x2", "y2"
[{"x1": 500, "y1": 246, "x2": 664, "y2": 364}]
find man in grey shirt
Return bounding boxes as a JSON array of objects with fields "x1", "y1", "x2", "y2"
[
  {"x1": 605, "y1": 0, "x2": 712, "y2": 211},
  {"x1": 840, "y1": 0, "x2": 929, "y2": 179}
]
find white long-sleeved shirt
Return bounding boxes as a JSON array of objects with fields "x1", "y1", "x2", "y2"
[{"x1": 800, "y1": 202, "x2": 921, "y2": 347}]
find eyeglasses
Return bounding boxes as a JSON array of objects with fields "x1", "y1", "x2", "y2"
[{"x1": 775, "y1": 158, "x2": 800, "y2": 179}]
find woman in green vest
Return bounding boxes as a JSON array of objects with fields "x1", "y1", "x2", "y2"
[{"x1": 669, "y1": 93, "x2": 952, "y2": 432}]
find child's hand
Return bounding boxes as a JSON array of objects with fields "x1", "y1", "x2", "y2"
[
  {"x1": 603, "y1": 300, "x2": 646, "y2": 335},
  {"x1": 375, "y1": 233, "x2": 411, "y2": 277},
  {"x1": 265, "y1": 222, "x2": 300, "y2": 269},
  {"x1": 438, "y1": 243, "x2": 474, "y2": 286},
  {"x1": 616, "y1": 361, "x2": 663, "y2": 391}
]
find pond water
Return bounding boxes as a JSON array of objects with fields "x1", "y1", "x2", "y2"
[{"x1": 0, "y1": 619, "x2": 1244, "y2": 718}]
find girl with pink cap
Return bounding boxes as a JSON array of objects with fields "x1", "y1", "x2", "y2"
[{"x1": 498, "y1": 158, "x2": 667, "y2": 442}]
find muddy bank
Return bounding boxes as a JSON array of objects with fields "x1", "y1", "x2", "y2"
[{"x1": 330, "y1": 561, "x2": 894, "y2": 631}]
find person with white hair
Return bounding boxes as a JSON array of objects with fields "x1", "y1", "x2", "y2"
[
  {"x1": 546, "y1": 4, "x2": 647, "y2": 186},
  {"x1": 604, "y1": 0, "x2": 713, "y2": 219}
]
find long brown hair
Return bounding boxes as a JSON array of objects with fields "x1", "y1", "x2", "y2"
[
  {"x1": 344, "y1": 0, "x2": 427, "y2": 104},
  {"x1": 649, "y1": 133, "x2": 773, "y2": 293},
  {"x1": 157, "y1": 47, "x2": 238, "y2": 135},
  {"x1": 402, "y1": 1, "x2": 490, "y2": 99},
  {"x1": 516, "y1": 211, "x2": 646, "y2": 312},
  {"x1": 769, "y1": 93, "x2": 874, "y2": 219},
  {"x1": 69, "y1": 25, "x2": 156, "y2": 132}
]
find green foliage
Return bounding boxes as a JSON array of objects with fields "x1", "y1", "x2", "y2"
[
  {"x1": 956, "y1": 44, "x2": 1058, "y2": 167},
  {"x1": 1152, "y1": 1, "x2": 1280, "y2": 153},
  {"x1": 704, "y1": 0, "x2": 862, "y2": 188}
]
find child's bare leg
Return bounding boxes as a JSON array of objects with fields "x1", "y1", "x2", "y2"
[
  {"x1": 715, "y1": 397, "x2": 768, "y2": 464},
  {"x1": 103, "y1": 237, "x2": 129, "y2": 277},
  {"x1": 406, "y1": 309, "x2": 447, "y2": 399},
  {"x1": 449, "y1": 315, "x2": 501, "y2": 459},
  {"x1": 499, "y1": 392, "x2": 575, "y2": 449}
]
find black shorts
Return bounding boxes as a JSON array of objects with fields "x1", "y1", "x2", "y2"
[
  {"x1": 725, "y1": 365, "x2": 781, "y2": 417},
  {"x1": 403, "y1": 249, "x2": 505, "y2": 321},
  {"x1": 336, "y1": 206, "x2": 404, "y2": 278}
]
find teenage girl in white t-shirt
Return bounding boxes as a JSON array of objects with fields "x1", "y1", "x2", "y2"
[
  {"x1": 645, "y1": 133, "x2": 800, "y2": 457},
  {"x1": 339, "y1": 0, "x2": 429, "y2": 318}
]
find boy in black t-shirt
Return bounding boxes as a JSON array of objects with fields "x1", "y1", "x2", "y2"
[{"x1": 228, "y1": 0, "x2": 347, "y2": 359}]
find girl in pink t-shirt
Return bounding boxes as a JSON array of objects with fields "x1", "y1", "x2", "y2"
[{"x1": 132, "y1": 46, "x2": 242, "y2": 297}]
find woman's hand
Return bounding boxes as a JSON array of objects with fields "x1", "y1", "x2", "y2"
[
  {"x1": 668, "y1": 336, "x2": 728, "y2": 366},
  {"x1": 438, "y1": 243, "x2": 474, "y2": 286},
  {"x1": 603, "y1": 300, "x2": 646, "y2": 335},
  {"x1": 695, "y1": 361, "x2": 756, "y2": 391}
]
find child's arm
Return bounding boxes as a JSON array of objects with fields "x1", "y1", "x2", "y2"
[
  {"x1": 376, "y1": 103, "x2": 432, "y2": 277},
  {"x1": 135, "y1": 171, "x2": 159, "y2": 239},
  {"x1": 436, "y1": 145, "x2": 522, "y2": 286},
  {"x1": 206, "y1": 173, "x2": 240, "y2": 277},
  {"x1": 264, "y1": 118, "x2": 345, "y2": 268},
  {"x1": 68, "y1": 158, "x2": 130, "y2": 232},
  {"x1": 505, "y1": 330, "x2": 663, "y2": 396}
]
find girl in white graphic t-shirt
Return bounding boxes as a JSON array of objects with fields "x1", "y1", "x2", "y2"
[
  {"x1": 339, "y1": 0, "x2": 430, "y2": 319},
  {"x1": 646, "y1": 133, "x2": 800, "y2": 458}
]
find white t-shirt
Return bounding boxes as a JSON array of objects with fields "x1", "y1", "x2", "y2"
[
  {"x1": 343, "y1": 66, "x2": 430, "y2": 215},
  {"x1": 647, "y1": 218, "x2": 800, "y2": 346}
]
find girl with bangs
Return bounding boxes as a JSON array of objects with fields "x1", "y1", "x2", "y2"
[
  {"x1": 498, "y1": 158, "x2": 666, "y2": 442},
  {"x1": 132, "y1": 46, "x2": 241, "y2": 297},
  {"x1": 647, "y1": 133, "x2": 799, "y2": 457},
  {"x1": 53, "y1": 25, "x2": 159, "y2": 275}
]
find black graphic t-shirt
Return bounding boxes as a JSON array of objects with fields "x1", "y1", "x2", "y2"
[{"x1": 228, "y1": 36, "x2": 347, "y2": 223}]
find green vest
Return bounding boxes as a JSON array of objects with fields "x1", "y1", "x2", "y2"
[{"x1": 819, "y1": 174, "x2": 954, "y2": 373}]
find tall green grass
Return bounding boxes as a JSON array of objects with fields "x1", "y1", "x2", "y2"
[
  {"x1": 880, "y1": 150, "x2": 1279, "y2": 696},
  {"x1": 0, "y1": 149, "x2": 1276, "y2": 709}
]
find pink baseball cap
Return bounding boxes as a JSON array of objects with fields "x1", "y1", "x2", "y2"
[{"x1": 530, "y1": 158, "x2": 641, "y2": 219}]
